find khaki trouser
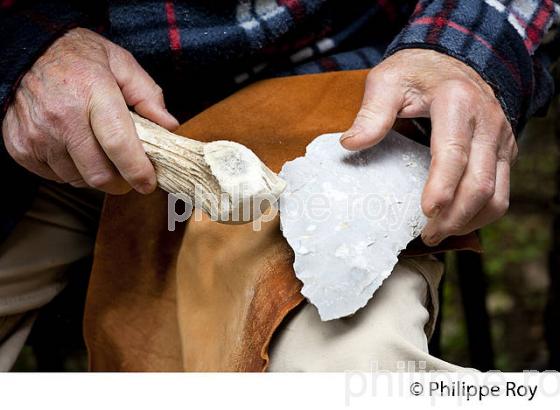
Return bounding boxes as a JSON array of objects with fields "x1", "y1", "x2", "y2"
[
  {"x1": 0, "y1": 183, "x2": 464, "y2": 371},
  {"x1": 269, "y1": 257, "x2": 464, "y2": 371},
  {"x1": 0, "y1": 183, "x2": 102, "y2": 371}
]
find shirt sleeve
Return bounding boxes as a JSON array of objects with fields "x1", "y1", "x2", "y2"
[
  {"x1": 0, "y1": 0, "x2": 103, "y2": 152},
  {"x1": 385, "y1": 0, "x2": 560, "y2": 133}
]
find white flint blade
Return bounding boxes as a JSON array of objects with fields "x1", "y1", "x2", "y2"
[{"x1": 279, "y1": 131, "x2": 431, "y2": 321}]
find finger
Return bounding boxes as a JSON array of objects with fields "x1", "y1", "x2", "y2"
[
  {"x1": 455, "y1": 157, "x2": 510, "y2": 234},
  {"x1": 17, "y1": 155, "x2": 62, "y2": 183},
  {"x1": 22, "y1": 161, "x2": 62, "y2": 183},
  {"x1": 422, "y1": 134, "x2": 498, "y2": 245},
  {"x1": 10, "y1": 150, "x2": 62, "y2": 183},
  {"x1": 340, "y1": 70, "x2": 404, "y2": 151},
  {"x1": 421, "y1": 95, "x2": 473, "y2": 218},
  {"x1": 89, "y1": 80, "x2": 157, "y2": 194},
  {"x1": 65, "y1": 121, "x2": 132, "y2": 194},
  {"x1": 107, "y1": 46, "x2": 179, "y2": 130},
  {"x1": 46, "y1": 148, "x2": 87, "y2": 187}
]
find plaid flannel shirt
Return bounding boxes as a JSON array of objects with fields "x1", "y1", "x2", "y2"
[{"x1": 0, "y1": 0, "x2": 559, "y2": 239}]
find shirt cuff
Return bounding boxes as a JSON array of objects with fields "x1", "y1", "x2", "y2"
[{"x1": 385, "y1": 0, "x2": 558, "y2": 132}]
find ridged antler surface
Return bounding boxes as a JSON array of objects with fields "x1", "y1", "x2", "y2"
[{"x1": 132, "y1": 112, "x2": 286, "y2": 223}]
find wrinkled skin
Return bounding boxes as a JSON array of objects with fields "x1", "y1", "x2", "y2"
[
  {"x1": 342, "y1": 49, "x2": 517, "y2": 246},
  {"x1": 1, "y1": 28, "x2": 178, "y2": 195}
]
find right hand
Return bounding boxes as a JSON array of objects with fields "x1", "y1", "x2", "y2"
[{"x1": 1, "y1": 27, "x2": 179, "y2": 194}]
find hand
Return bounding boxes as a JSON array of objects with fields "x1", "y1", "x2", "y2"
[
  {"x1": 341, "y1": 49, "x2": 517, "y2": 246},
  {"x1": 1, "y1": 27, "x2": 179, "y2": 194}
]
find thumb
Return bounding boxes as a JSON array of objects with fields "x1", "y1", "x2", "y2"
[
  {"x1": 107, "y1": 46, "x2": 180, "y2": 131},
  {"x1": 340, "y1": 71, "x2": 403, "y2": 151}
]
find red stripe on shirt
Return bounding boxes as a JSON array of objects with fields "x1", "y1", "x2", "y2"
[
  {"x1": 317, "y1": 56, "x2": 339, "y2": 71},
  {"x1": 278, "y1": 0, "x2": 305, "y2": 22},
  {"x1": 165, "y1": 0, "x2": 182, "y2": 54},
  {"x1": 512, "y1": 12, "x2": 529, "y2": 30},
  {"x1": 524, "y1": 1, "x2": 554, "y2": 52},
  {"x1": 426, "y1": 0, "x2": 456, "y2": 44},
  {"x1": 412, "y1": 16, "x2": 523, "y2": 88}
]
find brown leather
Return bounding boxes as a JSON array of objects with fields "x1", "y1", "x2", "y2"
[{"x1": 84, "y1": 70, "x2": 481, "y2": 372}]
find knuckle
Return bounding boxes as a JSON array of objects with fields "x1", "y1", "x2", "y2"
[
  {"x1": 107, "y1": 45, "x2": 140, "y2": 70},
  {"x1": 4, "y1": 131, "x2": 34, "y2": 164},
  {"x1": 85, "y1": 170, "x2": 117, "y2": 189},
  {"x1": 74, "y1": 66, "x2": 113, "y2": 94},
  {"x1": 366, "y1": 67, "x2": 381, "y2": 83},
  {"x1": 67, "y1": 59, "x2": 99, "y2": 81},
  {"x1": 378, "y1": 70, "x2": 401, "y2": 86},
  {"x1": 97, "y1": 127, "x2": 127, "y2": 152},
  {"x1": 444, "y1": 80, "x2": 477, "y2": 104},
  {"x1": 101, "y1": 138, "x2": 124, "y2": 154},
  {"x1": 486, "y1": 108, "x2": 510, "y2": 135},
  {"x1": 446, "y1": 222, "x2": 465, "y2": 235},
  {"x1": 87, "y1": 69, "x2": 115, "y2": 91},
  {"x1": 471, "y1": 174, "x2": 495, "y2": 200},
  {"x1": 431, "y1": 189, "x2": 454, "y2": 208},
  {"x1": 448, "y1": 206, "x2": 474, "y2": 233},
  {"x1": 81, "y1": 60, "x2": 108, "y2": 77},
  {"x1": 490, "y1": 103, "x2": 507, "y2": 122},
  {"x1": 439, "y1": 142, "x2": 469, "y2": 167},
  {"x1": 7, "y1": 139, "x2": 30, "y2": 164},
  {"x1": 440, "y1": 218, "x2": 465, "y2": 237},
  {"x1": 477, "y1": 129, "x2": 501, "y2": 148},
  {"x1": 356, "y1": 105, "x2": 380, "y2": 122},
  {"x1": 41, "y1": 104, "x2": 61, "y2": 123},
  {"x1": 19, "y1": 70, "x2": 39, "y2": 90},
  {"x1": 356, "y1": 103, "x2": 393, "y2": 129},
  {"x1": 143, "y1": 82, "x2": 165, "y2": 104},
  {"x1": 41, "y1": 98, "x2": 84, "y2": 126},
  {"x1": 115, "y1": 46, "x2": 136, "y2": 63},
  {"x1": 117, "y1": 46, "x2": 133, "y2": 60},
  {"x1": 367, "y1": 66, "x2": 399, "y2": 87}
]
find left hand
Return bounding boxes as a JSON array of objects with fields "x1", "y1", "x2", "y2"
[{"x1": 340, "y1": 49, "x2": 518, "y2": 246}]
